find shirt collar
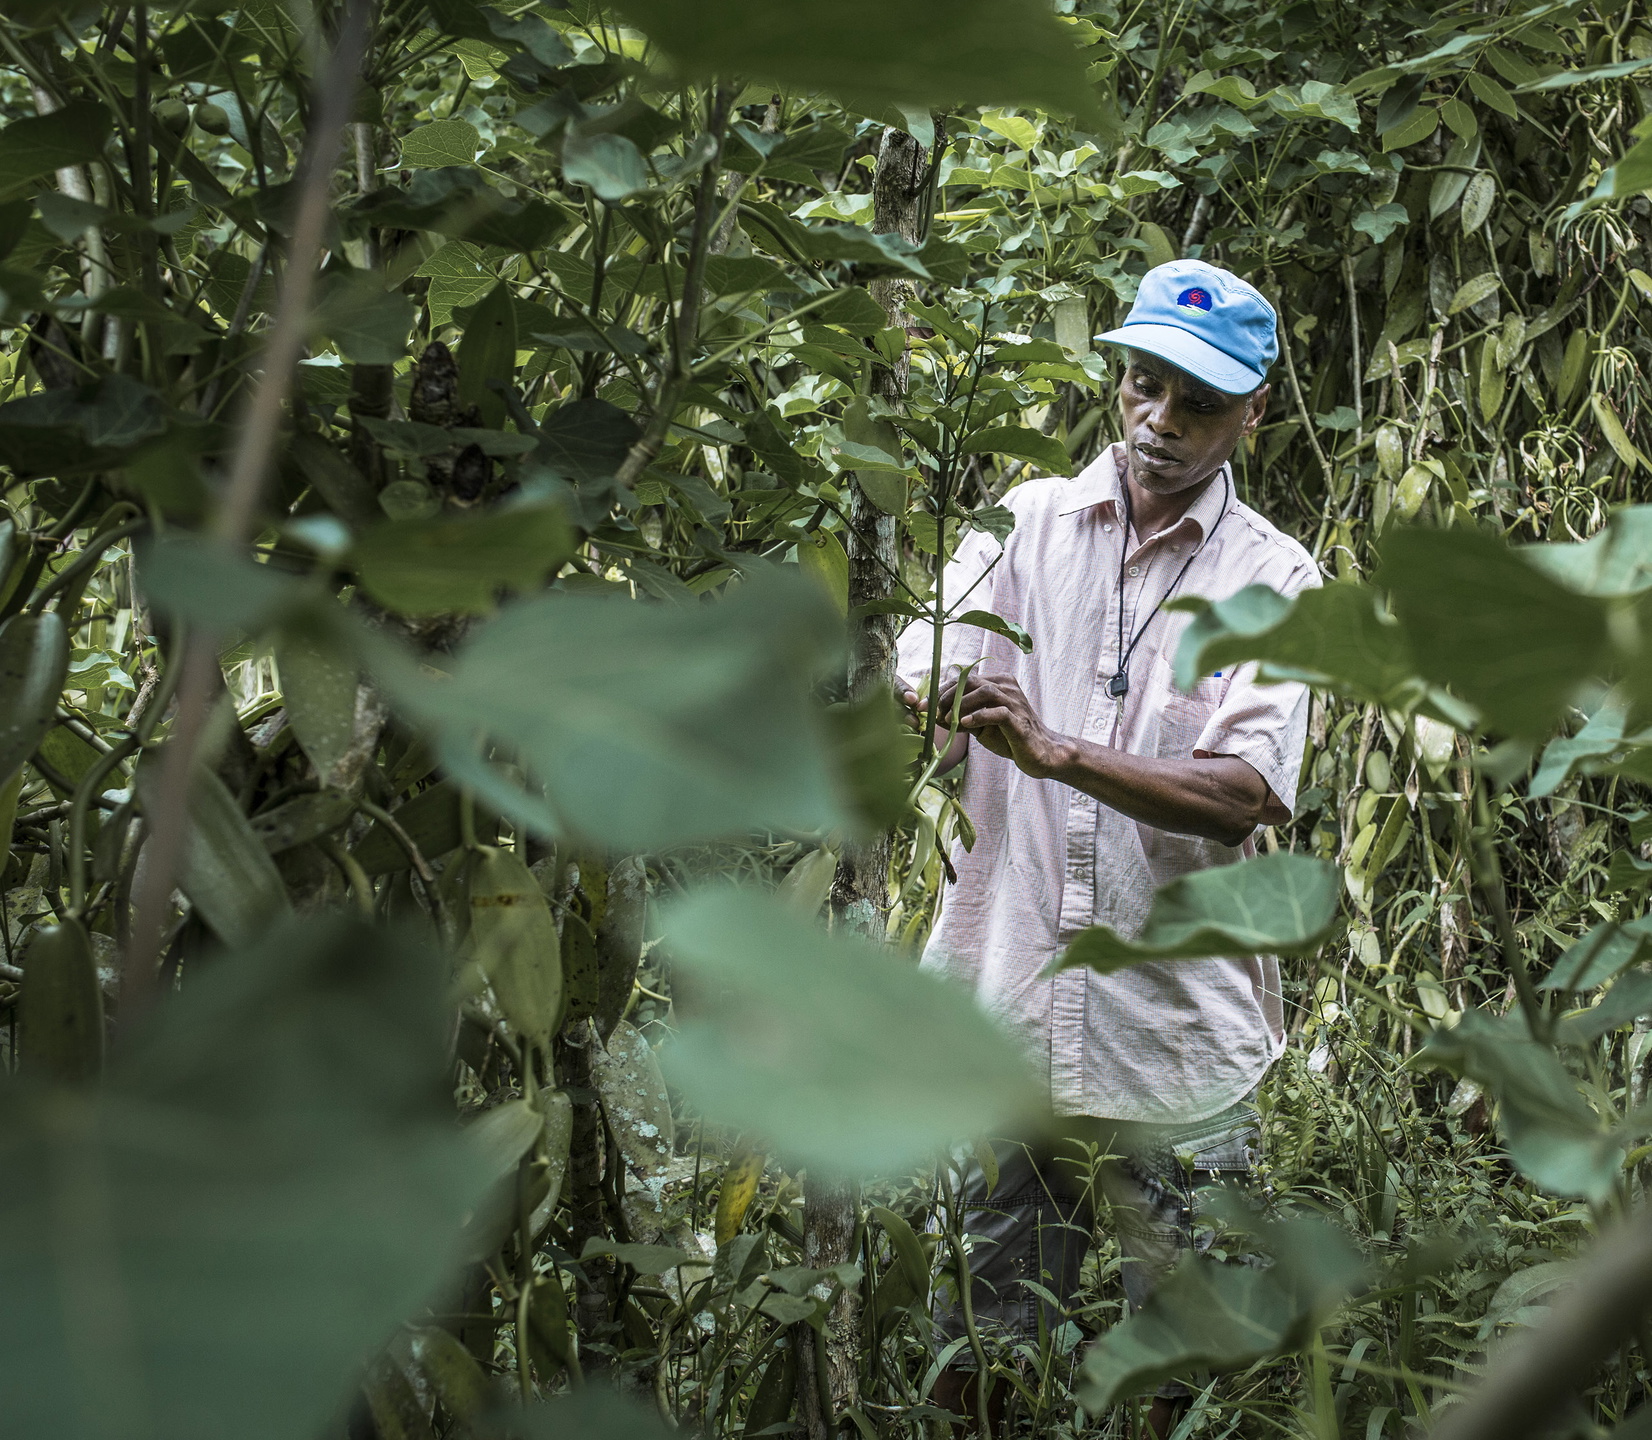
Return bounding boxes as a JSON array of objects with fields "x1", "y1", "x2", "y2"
[{"x1": 1060, "y1": 442, "x2": 1232, "y2": 543}]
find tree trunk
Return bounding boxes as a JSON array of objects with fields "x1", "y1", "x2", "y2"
[{"x1": 795, "y1": 122, "x2": 934, "y2": 1440}]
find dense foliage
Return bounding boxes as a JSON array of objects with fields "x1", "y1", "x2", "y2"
[{"x1": 5, "y1": 1, "x2": 1652, "y2": 1438}]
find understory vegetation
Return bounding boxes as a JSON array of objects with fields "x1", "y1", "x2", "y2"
[{"x1": 5, "y1": 1, "x2": 1652, "y2": 1438}]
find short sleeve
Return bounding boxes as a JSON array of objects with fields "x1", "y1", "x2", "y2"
[{"x1": 1190, "y1": 558, "x2": 1321, "y2": 825}]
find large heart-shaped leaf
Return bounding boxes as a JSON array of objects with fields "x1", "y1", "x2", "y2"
[
  {"x1": 660, "y1": 887, "x2": 1040, "y2": 1173},
  {"x1": 373, "y1": 568, "x2": 854, "y2": 850},
  {"x1": 1048, "y1": 852, "x2": 1340, "y2": 975},
  {"x1": 1171, "y1": 582, "x2": 1415, "y2": 702},
  {"x1": 1380, "y1": 527, "x2": 1613, "y2": 740}
]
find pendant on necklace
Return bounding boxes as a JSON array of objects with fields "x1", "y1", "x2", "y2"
[{"x1": 1106, "y1": 671, "x2": 1129, "y2": 699}]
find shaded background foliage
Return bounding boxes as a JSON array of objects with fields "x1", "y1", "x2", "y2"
[{"x1": 5, "y1": 0, "x2": 1652, "y2": 1437}]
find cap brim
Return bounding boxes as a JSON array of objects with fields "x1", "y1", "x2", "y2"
[{"x1": 1097, "y1": 323, "x2": 1266, "y2": 395}]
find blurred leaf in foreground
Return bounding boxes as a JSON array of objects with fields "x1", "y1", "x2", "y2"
[
  {"x1": 1425, "y1": 1010, "x2": 1624, "y2": 1203},
  {"x1": 1170, "y1": 582, "x2": 1415, "y2": 704},
  {"x1": 610, "y1": 0, "x2": 1097, "y2": 118},
  {"x1": 1048, "y1": 852, "x2": 1340, "y2": 976},
  {"x1": 0, "y1": 915, "x2": 489, "y2": 1440},
  {"x1": 1077, "y1": 1218, "x2": 1366, "y2": 1410},
  {"x1": 375, "y1": 568, "x2": 855, "y2": 850},
  {"x1": 660, "y1": 887, "x2": 1040, "y2": 1173},
  {"x1": 1381, "y1": 526, "x2": 1612, "y2": 741}
]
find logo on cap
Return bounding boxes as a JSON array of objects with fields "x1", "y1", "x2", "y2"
[{"x1": 1176, "y1": 286, "x2": 1213, "y2": 313}]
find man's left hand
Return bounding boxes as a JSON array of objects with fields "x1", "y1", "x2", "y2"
[{"x1": 935, "y1": 672, "x2": 1071, "y2": 780}]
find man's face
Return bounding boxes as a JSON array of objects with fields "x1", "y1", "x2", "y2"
[{"x1": 1118, "y1": 348, "x2": 1269, "y2": 496}]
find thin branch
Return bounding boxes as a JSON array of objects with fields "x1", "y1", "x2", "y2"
[{"x1": 122, "y1": 0, "x2": 373, "y2": 1012}]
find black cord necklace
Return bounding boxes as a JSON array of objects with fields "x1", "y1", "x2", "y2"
[{"x1": 1105, "y1": 466, "x2": 1230, "y2": 705}]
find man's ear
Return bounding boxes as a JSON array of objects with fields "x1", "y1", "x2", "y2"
[{"x1": 1242, "y1": 383, "x2": 1271, "y2": 436}]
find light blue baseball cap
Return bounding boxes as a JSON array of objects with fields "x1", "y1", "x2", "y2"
[{"x1": 1098, "y1": 259, "x2": 1278, "y2": 395}]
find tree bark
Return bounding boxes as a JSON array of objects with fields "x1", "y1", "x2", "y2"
[{"x1": 795, "y1": 122, "x2": 935, "y2": 1440}]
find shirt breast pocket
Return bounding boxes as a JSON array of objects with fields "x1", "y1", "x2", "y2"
[{"x1": 1152, "y1": 653, "x2": 1225, "y2": 760}]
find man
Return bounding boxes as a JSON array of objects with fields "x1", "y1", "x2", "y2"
[{"x1": 897, "y1": 259, "x2": 1319, "y2": 1437}]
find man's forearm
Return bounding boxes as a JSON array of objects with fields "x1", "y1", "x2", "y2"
[{"x1": 1041, "y1": 735, "x2": 1273, "y2": 846}]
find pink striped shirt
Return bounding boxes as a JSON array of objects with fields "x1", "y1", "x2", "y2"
[{"x1": 896, "y1": 444, "x2": 1319, "y2": 1124}]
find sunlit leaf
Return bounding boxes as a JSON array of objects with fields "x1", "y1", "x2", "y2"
[{"x1": 400, "y1": 117, "x2": 481, "y2": 168}]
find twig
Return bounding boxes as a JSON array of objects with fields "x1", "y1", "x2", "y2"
[
  {"x1": 613, "y1": 86, "x2": 736, "y2": 489},
  {"x1": 122, "y1": 0, "x2": 373, "y2": 1012}
]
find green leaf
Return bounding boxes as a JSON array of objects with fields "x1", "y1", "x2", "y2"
[
  {"x1": 1522, "y1": 505, "x2": 1652, "y2": 597},
  {"x1": 468, "y1": 847, "x2": 563, "y2": 1049},
  {"x1": 1557, "y1": 971, "x2": 1652, "y2": 1045},
  {"x1": 0, "y1": 612, "x2": 70, "y2": 782},
  {"x1": 136, "y1": 760, "x2": 292, "y2": 948},
  {"x1": 0, "y1": 914, "x2": 492, "y2": 1440},
  {"x1": 374, "y1": 568, "x2": 852, "y2": 850},
  {"x1": 824, "y1": 687, "x2": 917, "y2": 832},
  {"x1": 1531, "y1": 703, "x2": 1652, "y2": 798},
  {"x1": 350, "y1": 781, "x2": 464, "y2": 876},
  {"x1": 562, "y1": 131, "x2": 650, "y2": 200},
  {"x1": 610, "y1": 0, "x2": 1096, "y2": 119},
  {"x1": 1048, "y1": 852, "x2": 1341, "y2": 975},
  {"x1": 400, "y1": 117, "x2": 481, "y2": 169},
  {"x1": 580, "y1": 1239, "x2": 696, "y2": 1275},
  {"x1": 1077, "y1": 1219, "x2": 1365, "y2": 1410},
  {"x1": 1605, "y1": 129, "x2": 1652, "y2": 197},
  {"x1": 1380, "y1": 527, "x2": 1613, "y2": 740},
  {"x1": 138, "y1": 534, "x2": 304, "y2": 636},
  {"x1": 961, "y1": 424, "x2": 1071, "y2": 474},
  {"x1": 659, "y1": 886, "x2": 1040, "y2": 1172},
  {"x1": 1425, "y1": 1010, "x2": 1619, "y2": 1202},
  {"x1": 532, "y1": 397, "x2": 643, "y2": 484},
  {"x1": 313, "y1": 272, "x2": 415, "y2": 365},
  {"x1": 456, "y1": 281, "x2": 517, "y2": 431},
  {"x1": 953, "y1": 608, "x2": 1033, "y2": 654},
  {"x1": 1171, "y1": 582, "x2": 1414, "y2": 703},
  {"x1": 352, "y1": 504, "x2": 572, "y2": 617},
  {"x1": 18, "y1": 920, "x2": 103, "y2": 1085},
  {"x1": 1468, "y1": 71, "x2": 1520, "y2": 119},
  {"x1": 0, "y1": 101, "x2": 112, "y2": 201},
  {"x1": 276, "y1": 628, "x2": 360, "y2": 787},
  {"x1": 797, "y1": 530, "x2": 849, "y2": 616},
  {"x1": 1448, "y1": 272, "x2": 1501, "y2": 315},
  {"x1": 1352, "y1": 202, "x2": 1409, "y2": 243},
  {"x1": 1541, "y1": 917, "x2": 1652, "y2": 992},
  {"x1": 1382, "y1": 104, "x2": 1439, "y2": 151}
]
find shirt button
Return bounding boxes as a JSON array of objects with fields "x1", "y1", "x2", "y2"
[
  {"x1": 1129, "y1": 564, "x2": 1140, "y2": 576},
  {"x1": 1104, "y1": 523, "x2": 1114, "y2": 533}
]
